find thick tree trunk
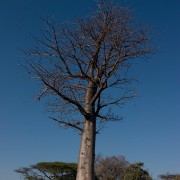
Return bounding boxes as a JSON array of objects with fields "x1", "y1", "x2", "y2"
[
  {"x1": 76, "y1": 82, "x2": 97, "y2": 180},
  {"x1": 76, "y1": 118, "x2": 96, "y2": 180}
]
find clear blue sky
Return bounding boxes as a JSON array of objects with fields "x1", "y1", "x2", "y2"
[{"x1": 0, "y1": 0, "x2": 179, "y2": 179}]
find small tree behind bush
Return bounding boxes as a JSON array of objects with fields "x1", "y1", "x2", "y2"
[{"x1": 121, "y1": 162, "x2": 152, "y2": 180}]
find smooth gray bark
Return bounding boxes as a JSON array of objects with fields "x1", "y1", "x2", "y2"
[
  {"x1": 76, "y1": 82, "x2": 97, "y2": 180},
  {"x1": 76, "y1": 119, "x2": 96, "y2": 180}
]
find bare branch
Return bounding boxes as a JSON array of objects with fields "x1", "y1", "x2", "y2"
[
  {"x1": 49, "y1": 117, "x2": 83, "y2": 132},
  {"x1": 41, "y1": 78, "x2": 86, "y2": 116}
]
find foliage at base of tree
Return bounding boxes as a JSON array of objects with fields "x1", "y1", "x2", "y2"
[{"x1": 15, "y1": 156, "x2": 153, "y2": 180}]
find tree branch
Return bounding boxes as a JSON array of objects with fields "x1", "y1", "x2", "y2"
[{"x1": 49, "y1": 117, "x2": 83, "y2": 132}]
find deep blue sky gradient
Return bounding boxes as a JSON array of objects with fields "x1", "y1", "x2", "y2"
[{"x1": 0, "y1": 0, "x2": 180, "y2": 179}]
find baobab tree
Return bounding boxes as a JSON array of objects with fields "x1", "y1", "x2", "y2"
[{"x1": 25, "y1": 1, "x2": 154, "y2": 179}]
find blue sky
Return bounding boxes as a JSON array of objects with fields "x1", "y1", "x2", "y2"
[{"x1": 0, "y1": 0, "x2": 179, "y2": 179}]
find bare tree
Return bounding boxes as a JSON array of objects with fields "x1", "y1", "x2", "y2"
[
  {"x1": 95, "y1": 154, "x2": 129, "y2": 179},
  {"x1": 25, "y1": 1, "x2": 154, "y2": 179}
]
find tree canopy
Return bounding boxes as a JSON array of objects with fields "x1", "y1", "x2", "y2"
[
  {"x1": 15, "y1": 162, "x2": 77, "y2": 180},
  {"x1": 25, "y1": 0, "x2": 154, "y2": 133}
]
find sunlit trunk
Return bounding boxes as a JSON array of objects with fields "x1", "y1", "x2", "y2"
[
  {"x1": 76, "y1": 82, "x2": 97, "y2": 180},
  {"x1": 76, "y1": 118, "x2": 96, "y2": 180}
]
